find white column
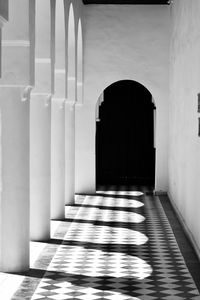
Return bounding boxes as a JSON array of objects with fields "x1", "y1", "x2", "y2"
[
  {"x1": 65, "y1": 102, "x2": 75, "y2": 205},
  {"x1": 51, "y1": 98, "x2": 65, "y2": 219},
  {"x1": 51, "y1": 0, "x2": 66, "y2": 219},
  {"x1": 0, "y1": 0, "x2": 32, "y2": 272},
  {"x1": 65, "y1": 3, "x2": 76, "y2": 205},
  {"x1": 30, "y1": 95, "x2": 51, "y2": 241},
  {"x1": 0, "y1": 87, "x2": 30, "y2": 272},
  {"x1": 30, "y1": 0, "x2": 51, "y2": 241}
]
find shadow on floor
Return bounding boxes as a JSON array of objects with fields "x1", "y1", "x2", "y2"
[{"x1": 13, "y1": 268, "x2": 157, "y2": 299}]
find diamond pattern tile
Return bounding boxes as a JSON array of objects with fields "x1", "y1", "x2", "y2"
[{"x1": 12, "y1": 188, "x2": 200, "y2": 300}]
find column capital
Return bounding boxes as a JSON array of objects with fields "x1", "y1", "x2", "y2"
[
  {"x1": 0, "y1": 85, "x2": 33, "y2": 102},
  {"x1": 31, "y1": 92, "x2": 52, "y2": 107},
  {"x1": 35, "y1": 58, "x2": 51, "y2": 64},
  {"x1": 22, "y1": 85, "x2": 33, "y2": 102},
  {"x1": 52, "y1": 97, "x2": 66, "y2": 109},
  {"x1": 76, "y1": 102, "x2": 83, "y2": 108},
  {"x1": 2, "y1": 40, "x2": 30, "y2": 47},
  {"x1": 65, "y1": 100, "x2": 76, "y2": 112}
]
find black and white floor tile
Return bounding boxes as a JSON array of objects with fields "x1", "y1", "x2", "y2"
[{"x1": 12, "y1": 188, "x2": 200, "y2": 300}]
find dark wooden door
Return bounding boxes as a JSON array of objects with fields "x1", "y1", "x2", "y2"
[{"x1": 96, "y1": 80, "x2": 155, "y2": 186}]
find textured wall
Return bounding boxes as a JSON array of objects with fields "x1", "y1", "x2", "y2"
[
  {"x1": 169, "y1": 0, "x2": 200, "y2": 253},
  {"x1": 76, "y1": 4, "x2": 170, "y2": 193}
]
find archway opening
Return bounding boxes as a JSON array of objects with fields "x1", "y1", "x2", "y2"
[{"x1": 96, "y1": 80, "x2": 156, "y2": 188}]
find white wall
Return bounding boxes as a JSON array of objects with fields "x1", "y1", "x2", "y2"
[
  {"x1": 169, "y1": 0, "x2": 200, "y2": 254},
  {"x1": 76, "y1": 4, "x2": 170, "y2": 193},
  {"x1": 0, "y1": 0, "x2": 8, "y2": 21}
]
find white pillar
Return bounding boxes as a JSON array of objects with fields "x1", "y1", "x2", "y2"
[
  {"x1": 51, "y1": 98, "x2": 65, "y2": 219},
  {"x1": 30, "y1": 95, "x2": 51, "y2": 241},
  {"x1": 65, "y1": 102, "x2": 75, "y2": 205},
  {"x1": 30, "y1": 0, "x2": 51, "y2": 241},
  {"x1": 51, "y1": 0, "x2": 66, "y2": 219},
  {"x1": 0, "y1": 87, "x2": 30, "y2": 272},
  {"x1": 65, "y1": 3, "x2": 76, "y2": 205},
  {"x1": 0, "y1": 0, "x2": 32, "y2": 272}
]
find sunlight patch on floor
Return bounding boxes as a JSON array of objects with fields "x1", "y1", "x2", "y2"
[
  {"x1": 74, "y1": 207, "x2": 145, "y2": 223},
  {"x1": 65, "y1": 222, "x2": 148, "y2": 245},
  {"x1": 51, "y1": 220, "x2": 61, "y2": 237},
  {"x1": 0, "y1": 273, "x2": 25, "y2": 300},
  {"x1": 84, "y1": 195, "x2": 144, "y2": 208},
  {"x1": 30, "y1": 242, "x2": 47, "y2": 266},
  {"x1": 97, "y1": 190, "x2": 144, "y2": 197},
  {"x1": 49, "y1": 246, "x2": 153, "y2": 279}
]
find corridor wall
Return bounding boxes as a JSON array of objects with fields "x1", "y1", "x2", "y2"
[
  {"x1": 169, "y1": 0, "x2": 200, "y2": 257},
  {"x1": 75, "y1": 4, "x2": 170, "y2": 193},
  {"x1": 0, "y1": 0, "x2": 8, "y2": 21},
  {"x1": 0, "y1": 0, "x2": 8, "y2": 75}
]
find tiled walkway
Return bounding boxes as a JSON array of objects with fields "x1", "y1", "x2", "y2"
[{"x1": 11, "y1": 188, "x2": 200, "y2": 299}]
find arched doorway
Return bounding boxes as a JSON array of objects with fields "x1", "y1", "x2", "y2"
[{"x1": 96, "y1": 80, "x2": 156, "y2": 187}]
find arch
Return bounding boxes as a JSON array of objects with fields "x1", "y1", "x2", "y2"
[
  {"x1": 95, "y1": 79, "x2": 157, "y2": 108},
  {"x1": 67, "y1": 2, "x2": 76, "y2": 102},
  {"x1": 96, "y1": 79, "x2": 156, "y2": 187},
  {"x1": 93, "y1": 77, "x2": 159, "y2": 112},
  {"x1": 77, "y1": 18, "x2": 83, "y2": 104}
]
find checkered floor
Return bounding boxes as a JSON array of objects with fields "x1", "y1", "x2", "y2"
[{"x1": 12, "y1": 189, "x2": 200, "y2": 300}]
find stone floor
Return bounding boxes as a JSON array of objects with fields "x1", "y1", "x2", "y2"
[{"x1": 3, "y1": 186, "x2": 200, "y2": 299}]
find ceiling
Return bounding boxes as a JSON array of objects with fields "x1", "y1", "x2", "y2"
[{"x1": 83, "y1": 0, "x2": 169, "y2": 4}]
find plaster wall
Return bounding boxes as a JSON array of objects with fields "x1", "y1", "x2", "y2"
[
  {"x1": 0, "y1": 0, "x2": 8, "y2": 21},
  {"x1": 169, "y1": 0, "x2": 200, "y2": 253},
  {"x1": 76, "y1": 5, "x2": 170, "y2": 193},
  {"x1": 3, "y1": 0, "x2": 29, "y2": 40}
]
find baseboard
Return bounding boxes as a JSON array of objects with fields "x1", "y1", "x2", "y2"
[{"x1": 167, "y1": 192, "x2": 200, "y2": 262}]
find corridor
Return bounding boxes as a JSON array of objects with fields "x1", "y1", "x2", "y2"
[
  {"x1": 9, "y1": 187, "x2": 200, "y2": 300},
  {"x1": 0, "y1": 1, "x2": 200, "y2": 299}
]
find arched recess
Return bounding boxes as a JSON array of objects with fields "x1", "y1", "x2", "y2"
[
  {"x1": 67, "y1": 3, "x2": 76, "y2": 102},
  {"x1": 77, "y1": 18, "x2": 83, "y2": 104},
  {"x1": 96, "y1": 80, "x2": 156, "y2": 188}
]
